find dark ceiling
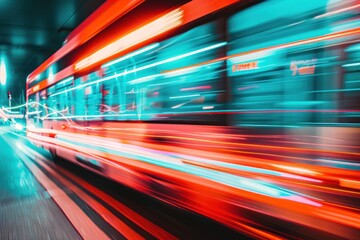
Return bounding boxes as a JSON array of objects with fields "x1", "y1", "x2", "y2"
[{"x1": 0, "y1": 0, "x2": 105, "y2": 106}]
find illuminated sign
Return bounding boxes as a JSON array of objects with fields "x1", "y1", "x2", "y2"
[
  {"x1": 290, "y1": 59, "x2": 317, "y2": 76},
  {"x1": 232, "y1": 61, "x2": 258, "y2": 72}
]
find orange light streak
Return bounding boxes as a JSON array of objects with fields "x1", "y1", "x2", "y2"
[
  {"x1": 28, "y1": 5, "x2": 360, "y2": 95},
  {"x1": 180, "y1": 0, "x2": 239, "y2": 25},
  {"x1": 315, "y1": 208, "x2": 360, "y2": 229},
  {"x1": 233, "y1": 221, "x2": 285, "y2": 240},
  {"x1": 315, "y1": 4, "x2": 360, "y2": 19},
  {"x1": 29, "y1": 149, "x2": 146, "y2": 239},
  {"x1": 16, "y1": 144, "x2": 110, "y2": 240},
  {"x1": 27, "y1": 0, "x2": 144, "y2": 83},
  {"x1": 75, "y1": 9, "x2": 184, "y2": 71},
  {"x1": 26, "y1": 132, "x2": 360, "y2": 234},
  {"x1": 271, "y1": 164, "x2": 321, "y2": 176},
  {"x1": 339, "y1": 179, "x2": 360, "y2": 190},
  {"x1": 26, "y1": 148, "x2": 177, "y2": 240}
]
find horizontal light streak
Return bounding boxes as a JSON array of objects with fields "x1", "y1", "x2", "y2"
[
  {"x1": 61, "y1": 76, "x2": 74, "y2": 85},
  {"x1": 103, "y1": 43, "x2": 160, "y2": 68},
  {"x1": 14, "y1": 142, "x2": 111, "y2": 240},
  {"x1": 180, "y1": 85, "x2": 212, "y2": 91},
  {"x1": 239, "y1": 179, "x2": 280, "y2": 196},
  {"x1": 2, "y1": 108, "x2": 19, "y2": 114},
  {"x1": 169, "y1": 94, "x2": 200, "y2": 99},
  {"x1": 2, "y1": 102, "x2": 27, "y2": 110},
  {"x1": 317, "y1": 158, "x2": 360, "y2": 170},
  {"x1": 272, "y1": 164, "x2": 320, "y2": 176},
  {"x1": 163, "y1": 65, "x2": 199, "y2": 77},
  {"x1": 175, "y1": 153, "x2": 321, "y2": 182},
  {"x1": 345, "y1": 80, "x2": 360, "y2": 83},
  {"x1": 128, "y1": 74, "x2": 161, "y2": 85},
  {"x1": 39, "y1": 108, "x2": 360, "y2": 123},
  {"x1": 163, "y1": 61, "x2": 222, "y2": 77},
  {"x1": 44, "y1": 113, "x2": 154, "y2": 120},
  {"x1": 51, "y1": 42, "x2": 227, "y2": 97},
  {"x1": 29, "y1": 24, "x2": 360, "y2": 98},
  {"x1": 26, "y1": 111, "x2": 43, "y2": 115},
  {"x1": 176, "y1": 27, "x2": 360, "y2": 78},
  {"x1": 312, "y1": 88, "x2": 360, "y2": 93},
  {"x1": 21, "y1": 142, "x2": 177, "y2": 240},
  {"x1": 342, "y1": 62, "x2": 360, "y2": 67},
  {"x1": 75, "y1": 9, "x2": 184, "y2": 70},
  {"x1": 339, "y1": 179, "x2": 360, "y2": 190},
  {"x1": 314, "y1": 4, "x2": 360, "y2": 19},
  {"x1": 229, "y1": 49, "x2": 274, "y2": 63},
  {"x1": 27, "y1": 0, "x2": 145, "y2": 83},
  {"x1": 28, "y1": 130, "x2": 321, "y2": 205}
]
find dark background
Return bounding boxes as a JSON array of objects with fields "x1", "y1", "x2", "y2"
[{"x1": 0, "y1": 0, "x2": 106, "y2": 106}]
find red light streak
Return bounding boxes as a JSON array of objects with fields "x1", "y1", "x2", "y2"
[
  {"x1": 27, "y1": 4, "x2": 360, "y2": 95},
  {"x1": 64, "y1": 0, "x2": 144, "y2": 45},
  {"x1": 26, "y1": 125, "x2": 360, "y2": 237},
  {"x1": 27, "y1": 0, "x2": 240, "y2": 89},
  {"x1": 23, "y1": 144, "x2": 147, "y2": 239},
  {"x1": 232, "y1": 221, "x2": 284, "y2": 240},
  {"x1": 315, "y1": 208, "x2": 360, "y2": 229},
  {"x1": 180, "y1": 0, "x2": 239, "y2": 25},
  {"x1": 47, "y1": 161, "x2": 177, "y2": 240},
  {"x1": 180, "y1": 85, "x2": 212, "y2": 91},
  {"x1": 27, "y1": 0, "x2": 144, "y2": 83}
]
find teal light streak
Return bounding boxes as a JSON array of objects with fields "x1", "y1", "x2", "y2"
[
  {"x1": 343, "y1": 62, "x2": 360, "y2": 67},
  {"x1": 103, "y1": 42, "x2": 160, "y2": 68},
  {"x1": 305, "y1": 122, "x2": 360, "y2": 126},
  {"x1": 345, "y1": 43, "x2": 360, "y2": 52},
  {"x1": 346, "y1": 80, "x2": 360, "y2": 83},
  {"x1": 56, "y1": 135, "x2": 299, "y2": 199},
  {"x1": 318, "y1": 158, "x2": 360, "y2": 171},
  {"x1": 240, "y1": 179, "x2": 280, "y2": 196},
  {"x1": 2, "y1": 102, "x2": 27, "y2": 110},
  {"x1": 240, "y1": 124, "x2": 300, "y2": 128},
  {"x1": 313, "y1": 88, "x2": 360, "y2": 93},
  {"x1": 128, "y1": 74, "x2": 161, "y2": 85},
  {"x1": 50, "y1": 42, "x2": 227, "y2": 98},
  {"x1": 163, "y1": 61, "x2": 222, "y2": 78},
  {"x1": 173, "y1": 154, "x2": 282, "y2": 176},
  {"x1": 279, "y1": 101, "x2": 326, "y2": 106},
  {"x1": 169, "y1": 94, "x2": 200, "y2": 99}
]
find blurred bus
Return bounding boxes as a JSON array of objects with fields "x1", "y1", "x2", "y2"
[{"x1": 26, "y1": 0, "x2": 360, "y2": 238}]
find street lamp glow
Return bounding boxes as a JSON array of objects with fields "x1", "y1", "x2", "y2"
[{"x1": 0, "y1": 59, "x2": 6, "y2": 86}]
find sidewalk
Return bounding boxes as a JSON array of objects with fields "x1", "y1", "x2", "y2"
[{"x1": 0, "y1": 127, "x2": 81, "y2": 240}]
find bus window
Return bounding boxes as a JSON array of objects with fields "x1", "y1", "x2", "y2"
[
  {"x1": 52, "y1": 79, "x2": 72, "y2": 118},
  {"x1": 85, "y1": 72, "x2": 102, "y2": 118},
  {"x1": 100, "y1": 67, "x2": 126, "y2": 120},
  {"x1": 140, "y1": 20, "x2": 226, "y2": 123},
  {"x1": 101, "y1": 74, "x2": 121, "y2": 120},
  {"x1": 228, "y1": 49, "x2": 286, "y2": 127},
  {"x1": 341, "y1": 44, "x2": 360, "y2": 124},
  {"x1": 74, "y1": 77, "x2": 86, "y2": 118}
]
